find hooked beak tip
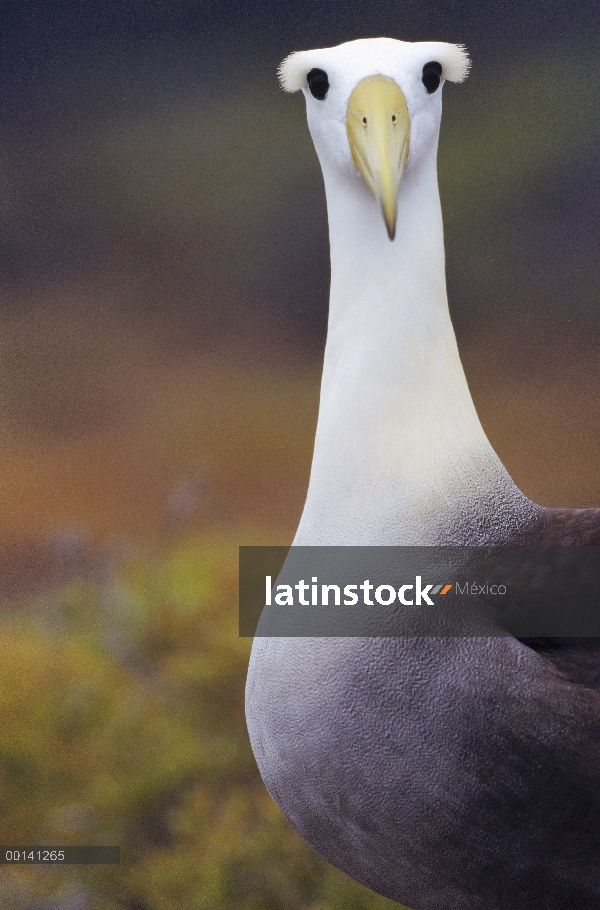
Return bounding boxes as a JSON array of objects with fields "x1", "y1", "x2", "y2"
[{"x1": 382, "y1": 206, "x2": 396, "y2": 241}]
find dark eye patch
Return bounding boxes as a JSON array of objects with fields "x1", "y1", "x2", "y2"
[
  {"x1": 307, "y1": 68, "x2": 329, "y2": 100},
  {"x1": 422, "y1": 61, "x2": 442, "y2": 94}
]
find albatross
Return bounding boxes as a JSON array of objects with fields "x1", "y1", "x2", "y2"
[{"x1": 245, "y1": 38, "x2": 600, "y2": 909}]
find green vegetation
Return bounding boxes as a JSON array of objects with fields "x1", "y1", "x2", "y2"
[{"x1": 0, "y1": 534, "x2": 402, "y2": 909}]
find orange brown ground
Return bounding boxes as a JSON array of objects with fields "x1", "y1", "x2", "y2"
[{"x1": 0, "y1": 289, "x2": 598, "y2": 596}]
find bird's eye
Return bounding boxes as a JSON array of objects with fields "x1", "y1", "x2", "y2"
[
  {"x1": 422, "y1": 62, "x2": 442, "y2": 94},
  {"x1": 307, "y1": 68, "x2": 329, "y2": 100}
]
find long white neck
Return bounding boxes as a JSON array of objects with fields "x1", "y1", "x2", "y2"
[{"x1": 295, "y1": 147, "x2": 537, "y2": 545}]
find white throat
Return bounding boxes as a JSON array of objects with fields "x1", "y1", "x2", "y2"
[{"x1": 295, "y1": 144, "x2": 534, "y2": 545}]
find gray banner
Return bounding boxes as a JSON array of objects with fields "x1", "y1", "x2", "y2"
[{"x1": 239, "y1": 546, "x2": 600, "y2": 637}]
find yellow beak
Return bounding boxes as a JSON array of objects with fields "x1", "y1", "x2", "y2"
[{"x1": 346, "y1": 75, "x2": 410, "y2": 241}]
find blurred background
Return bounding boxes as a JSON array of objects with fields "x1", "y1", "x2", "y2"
[{"x1": 0, "y1": 1, "x2": 599, "y2": 907}]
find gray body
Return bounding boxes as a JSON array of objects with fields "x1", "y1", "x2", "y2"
[{"x1": 247, "y1": 508, "x2": 600, "y2": 909}]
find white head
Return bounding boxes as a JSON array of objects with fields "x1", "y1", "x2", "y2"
[{"x1": 279, "y1": 38, "x2": 469, "y2": 239}]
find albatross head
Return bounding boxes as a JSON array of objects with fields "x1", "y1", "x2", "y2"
[{"x1": 279, "y1": 38, "x2": 469, "y2": 240}]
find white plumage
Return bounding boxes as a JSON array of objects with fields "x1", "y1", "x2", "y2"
[
  {"x1": 278, "y1": 39, "x2": 470, "y2": 92},
  {"x1": 289, "y1": 39, "x2": 535, "y2": 546}
]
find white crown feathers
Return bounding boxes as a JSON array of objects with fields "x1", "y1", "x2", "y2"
[{"x1": 278, "y1": 41, "x2": 470, "y2": 92}]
